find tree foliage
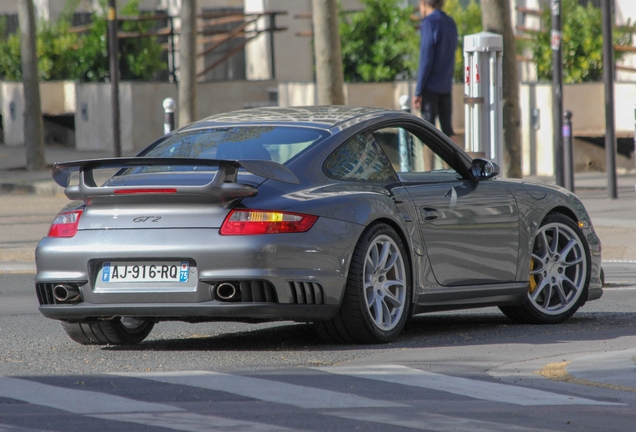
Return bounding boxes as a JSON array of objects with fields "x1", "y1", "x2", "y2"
[
  {"x1": 522, "y1": 0, "x2": 634, "y2": 83},
  {"x1": 339, "y1": 0, "x2": 418, "y2": 82},
  {"x1": 339, "y1": 0, "x2": 481, "y2": 83},
  {"x1": 0, "y1": 0, "x2": 165, "y2": 82}
]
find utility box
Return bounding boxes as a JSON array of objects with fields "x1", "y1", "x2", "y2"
[{"x1": 463, "y1": 32, "x2": 503, "y2": 167}]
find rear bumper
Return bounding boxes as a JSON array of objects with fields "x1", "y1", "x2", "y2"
[
  {"x1": 38, "y1": 302, "x2": 339, "y2": 322},
  {"x1": 35, "y1": 219, "x2": 363, "y2": 322},
  {"x1": 587, "y1": 286, "x2": 603, "y2": 302}
]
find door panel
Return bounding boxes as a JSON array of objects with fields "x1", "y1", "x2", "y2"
[
  {"x1": 371, "y1": 125, "x2": 519, "y2": 287},
  {"x1": 407, "y1": 179, "x2": 519, "y2": 286}
]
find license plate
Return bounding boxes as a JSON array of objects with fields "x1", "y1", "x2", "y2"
[{"x1": 101, "y1": 261, "x2": 189, "y2": 283}]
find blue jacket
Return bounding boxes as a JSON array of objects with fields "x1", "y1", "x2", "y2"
[{"x1": 415, "y1": 9, "x2": 458, "y2": 96}]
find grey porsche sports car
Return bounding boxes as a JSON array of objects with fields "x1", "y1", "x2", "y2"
[{"x1": 35, "y1": 106, "x2": 602, "y2": 345}]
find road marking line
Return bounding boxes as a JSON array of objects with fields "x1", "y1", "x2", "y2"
[
  {"x1": 91, "y1": 412, "x2": 297, "y2": 432},
  {"x1": 0, "y1": 377, "x2": 296, "y2": 432},
  {"x1": 313, "y1": 365, "x2": 623, "y2": 406},
  {"x1": 0, "y1": 424, "x2": 47, "y2": 432},
  {"x1": 0, "y1": 377, "x2": 176, "y2": 415},
  {"x1": 113, "y1": 370, "x2": 406, "y2": 409},
  {"x1": 603, "y1": 260, "x2": 636, "y2": 264},
  {"x1": 329, "y1": 412, "x2": 555, "y2": 432}
]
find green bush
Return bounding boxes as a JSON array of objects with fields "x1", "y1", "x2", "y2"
[
  {"x1": 38, "y1": 21, "x2": 84, "y2": 81},
  {"x1": 339, "y1": 0, "x2": 481, "y2": 83},
  {"x1": 522, "y1": 0, "x2": 634, "y2": 83},
  {"x1": 0, "y1": 0, "x2": 165, "y2": 82},
  {"x1": 0, "y1": 18, "x2": 23, "y2": 81},
  {"x1": 339, "y1": 0, "x2": 418, "y2": 82}
]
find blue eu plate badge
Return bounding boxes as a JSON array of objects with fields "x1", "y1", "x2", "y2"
[{"x1": 180, "y1": 262, "x2": 189, "y2": 282}]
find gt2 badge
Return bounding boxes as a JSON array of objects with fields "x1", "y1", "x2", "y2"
[{"x1": 133, "y1": 216, "x2": 161, "y2": 223}]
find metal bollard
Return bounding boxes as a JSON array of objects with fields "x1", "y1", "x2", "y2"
[
  {"x1": 398, "y1": 95, "x2": 411, "y2": 171},
  {"x1": 562, "y1": 110, "x2": 574, "y2": 192},
  {"x1": 163, "y1": 97, "x2": 176, "y2": 135},
  {"x1": 399, "y1": 94, "x2": 410, "y2": 113}
]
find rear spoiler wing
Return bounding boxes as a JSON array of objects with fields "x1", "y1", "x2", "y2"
[{"x1": 52, "y1": 157, "x2": 299, "y2": 202}]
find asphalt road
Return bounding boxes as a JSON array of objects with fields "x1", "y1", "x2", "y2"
[
  {"x1": 1, "y1": 265, "x2": 636, "y2": 431},
  {"x1": 1, "y1": 177, "x2": 635, "y2": 431}
]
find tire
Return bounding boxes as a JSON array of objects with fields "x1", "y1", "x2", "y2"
[
  {"x1": 500, "y1": 213, "x2": 590, "y2": 324},
  {"x1": 314, "y1": 224, "x2": 411, "y2": 344},
  {"x1": 61, "y1": 317, "x2": 154, "y2": 346}
]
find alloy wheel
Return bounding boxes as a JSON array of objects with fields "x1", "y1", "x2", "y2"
[
  {"x1": 363, "y1": 234, "x2": 407, "y2": 331},
  {"x1": 528, "y1": 222, "x2": 587, "y2": 315}
]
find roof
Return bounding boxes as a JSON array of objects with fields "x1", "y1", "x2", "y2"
[{"x1": 182, "y1": 106, "x2": 395, "y2": 131}]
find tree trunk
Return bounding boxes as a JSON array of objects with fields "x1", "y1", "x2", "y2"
[
  {"x1": 178, "y1": 0, "x2": 197, "y2": 127},
  {"x1": 312, "y1": 0, "x2": 345, "y2": 105},
  {"x1": 107, "y1": 0, "x2": 121, "y2": 157},
  {"x1": 17, "y1": 0, "x2": 45, "y2": 171},
  {"x1": 481, "y1": 0, "x2": 522, "y2": 178}
]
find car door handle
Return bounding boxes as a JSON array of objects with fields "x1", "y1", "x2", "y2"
[{"x1": 421, "y1": 206, "x2": 440, "y2": 221}]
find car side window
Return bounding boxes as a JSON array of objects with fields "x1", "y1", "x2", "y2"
[
  {"x1": 373, "y1": 127, "x2": 460, "y2": 183},
  {"x1": 324, "y1": 131, "x2": 398, "y2": 182}
]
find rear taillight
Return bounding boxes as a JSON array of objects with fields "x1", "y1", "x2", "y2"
[
  {"x1": 48, "y1": 210, "x2": 83, "y2": 237},
  {"x1": 220, "y1": 209, "x2": 317, "y2": 235}
]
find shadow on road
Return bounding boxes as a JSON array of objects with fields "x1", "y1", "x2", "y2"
[{"x1": 101, "y1": 309, "x2": 636, "y2": 353}]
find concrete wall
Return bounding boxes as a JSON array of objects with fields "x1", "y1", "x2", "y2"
[
  {"x1": 4, "y1": 78, "x2": 634, "y2": 173},
  {"x1": 280, "y1": 80, "x2": 636, "y2": 176},
  {"x1": 245, "y1": 0, "x2": 315, "y2": 82},
  {"x1": 521, "y1": 82, "x2": 636, "y2": 176},
  {"x1": 74, "y1": 80, "x2": 276, "y2": 152},
  {"x1": 245, "y1": 0, "x2": 361, "y2": 82},
  {"x1": 279, "y1": 81, "x2": 466, "y2": 134},
  {"x1": 1, "y1": 83, "x2": 24, "y2": 147},
  {"x1": 74, "y1": 82, "x2": 162, "y2": 153},
  {"x1": 1, "y1": 79, "x2": 275, "y2": 151},
  {"x1": 1, "y1": 81, "x2": 76, "y2": 146}
]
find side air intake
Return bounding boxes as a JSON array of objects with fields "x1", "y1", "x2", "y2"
[{"x1": 288, "y1": 282, "x2": 324, "y2": 305}]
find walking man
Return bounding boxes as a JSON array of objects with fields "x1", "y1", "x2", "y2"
[{"x1": 413, "y1": 0, "x2": 458, "y2": 139}]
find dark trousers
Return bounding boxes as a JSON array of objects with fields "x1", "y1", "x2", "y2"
[{"x1": 420, "y1": 90, "x2": 454, "y2": 137}]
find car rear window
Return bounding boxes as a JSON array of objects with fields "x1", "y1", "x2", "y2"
[{"x1": 139, "y1": 126, "x2": 329, "y2": 165}]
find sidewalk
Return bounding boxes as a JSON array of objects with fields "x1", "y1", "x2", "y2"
[
  {"x1": 0, "y1": 143, "x2": 133, "y2": 195},
  {"x1": 525, "y1": 172, "x2": 636, "y2": 262}
]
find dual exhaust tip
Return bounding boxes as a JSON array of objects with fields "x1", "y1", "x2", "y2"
[
  {"x1": 53, "y1": 282, "x2": 242, "y2": 303},
  {"x1": 53, "y1": 284, "x2": 81, "y2": 303},
  {"x1": 214, "y1": 282, "x2": 241, "y2": 302}
]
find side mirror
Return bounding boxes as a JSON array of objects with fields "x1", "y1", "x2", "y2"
[{"x1": 471, "y1": 158, "x2": 500, "y2": 180}]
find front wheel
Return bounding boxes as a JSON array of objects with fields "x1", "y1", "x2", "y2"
[
  {"x1": 500, "y1": 213, "x2": 590, "y2": 324},
  {"x1": 314, "y1": 224, "x2": 411, "y2": 344},
  {"x1": 61, "y1": 317, "x2": 154, "y2": 345}
]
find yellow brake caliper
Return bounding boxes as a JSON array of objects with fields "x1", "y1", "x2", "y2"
[{"x1": 529, "y1": 258, "x2": 537, "y2": 293}]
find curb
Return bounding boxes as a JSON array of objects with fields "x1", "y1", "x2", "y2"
[
  {"x1": 566, "y1": 349, "x2": 636, "y2": 391},
  {"x1": 1, "y1": 180, "x2": 628, "y2": 197},
  {"x1": 0, "y1": 262, "x2": 36, "y2": 274},
  {"x1": 1, "y1": 181, "x2": 64, "y2": 196}
]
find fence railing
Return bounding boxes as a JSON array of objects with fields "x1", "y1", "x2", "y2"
[{"x1": 63, "y1": 10, "x2": 287, "y2": 83}]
